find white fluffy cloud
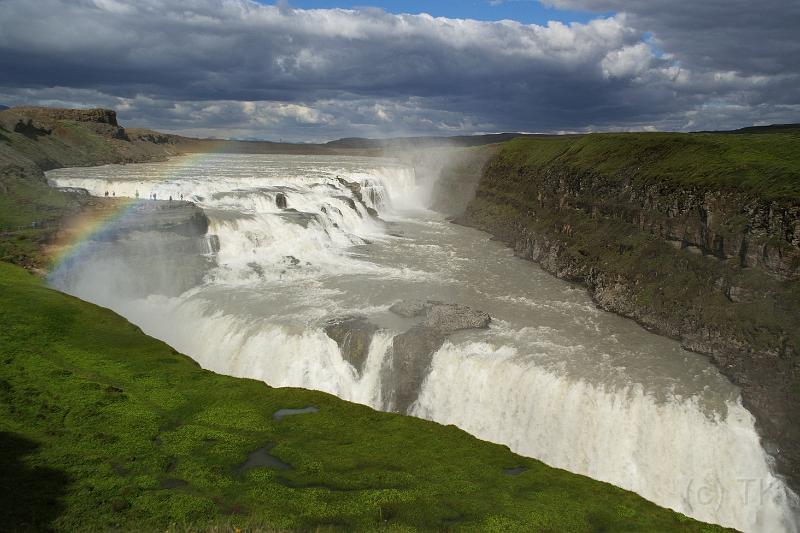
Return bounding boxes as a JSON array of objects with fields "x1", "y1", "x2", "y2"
[{"x1": 0, "y1": 0, "x2": 796, "y2": 139}]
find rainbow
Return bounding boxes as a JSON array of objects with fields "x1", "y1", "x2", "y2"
[{"x1": 46, "y1": 150, "x2": 222, "y2": 276}]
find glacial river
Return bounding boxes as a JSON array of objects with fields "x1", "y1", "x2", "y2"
[{"x1": 47, "y1": 153, "x2": 799, "y2": 532}]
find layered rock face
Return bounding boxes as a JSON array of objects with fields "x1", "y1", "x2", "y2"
[
  {"x1": 324, "y1": 316, "x2": 379, "y2": 376},
  {"x1": 0, "y1": 106, "x2": 180, "y2": 172},
  {"x1": 459, "y1": 138, "x2": 800, "y2": 492},
  {"x1": 325, "y1": 301, "x2": 491, "y2": 413},
  {"x1": 552, "y1": 173, "x2": 800, "y2": 280},
  {"x1": 6, "y1": 106, "x2": 119, "y2": 126}
]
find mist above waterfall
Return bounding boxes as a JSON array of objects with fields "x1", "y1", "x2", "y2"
[{"x1": 46, "y1": 154, "x2": 799, "y2": 532}]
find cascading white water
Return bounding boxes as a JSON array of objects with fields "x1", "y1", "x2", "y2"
[
  {"x1": 414, "y1": 340, "x2": 794, "y2": 531},
  {"x1": 47, "y1": 154, "x2": 799, "y2": 532}
]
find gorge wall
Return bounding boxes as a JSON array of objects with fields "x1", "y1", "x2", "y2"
[
  {"x1": 454, "y1": 132, "x2": 800, "y2": 493},
  {"x1": 0, "y1": 107, "x2": 192, "y2": 269}
]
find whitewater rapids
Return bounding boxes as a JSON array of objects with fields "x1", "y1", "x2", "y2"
[{"x1": 47, "y1": 153, "x2": 799, "y2": 532}]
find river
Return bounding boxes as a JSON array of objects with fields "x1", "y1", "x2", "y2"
[{"x1": 47, "y1": 153, "x2": 799, "y2": 532}]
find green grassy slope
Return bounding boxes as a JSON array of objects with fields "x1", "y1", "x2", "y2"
[
  {"x1": 497, "y1": 132, "x2": 800, "y2": 200},
  {"x1": 0, "y1": 262, "x2": 727, "y2": 532},
  {"x1": 0, "y1": 143, "x2": 79, "y2": 268}
]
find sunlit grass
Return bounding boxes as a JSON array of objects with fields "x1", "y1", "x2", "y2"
[{"x1": 0, "y1": 262, "x2": 728, "y2": 531}]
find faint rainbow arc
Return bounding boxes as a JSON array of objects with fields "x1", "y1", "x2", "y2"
[{"x1": 46, "y1": 149, "x2": 223, "y2": 275}]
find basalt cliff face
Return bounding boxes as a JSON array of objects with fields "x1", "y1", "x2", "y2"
[{"x1": 454, "y1": 133, "x2": 800, "y2": 492}]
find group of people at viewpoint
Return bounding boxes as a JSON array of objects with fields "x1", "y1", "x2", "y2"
[{"x1": 104, "y1": 190, "x2": 186, "y2": 202}]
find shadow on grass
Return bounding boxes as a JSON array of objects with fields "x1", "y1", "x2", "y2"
[{"x1": 0, "y1": 431, "x2": 71, "y2": 531}]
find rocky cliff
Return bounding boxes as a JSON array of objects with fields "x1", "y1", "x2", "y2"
[
  {"x1": 0, "y1": 107, "x2": 180, "y2": 172},
  {"x1": 456, "y1": 132, "x2": 800, "y2": 492},
  {"x1": 0, "y1": 107, "x2": 194, "y2": 269}
]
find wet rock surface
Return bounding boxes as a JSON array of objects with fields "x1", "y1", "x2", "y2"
[
  {"x1": 112, "y1": 200, "x2": 208, "y2": 238},
  {"x1": 324, "y1": 316, "x2": 379, "y2": 375},
  {"x1": 336, "y1": 177, "x2": 379, "y2": 218},
  {"x1": 385, "y1": 301, "x2": 491, "y2": 413},
  {"x1": 388, "y1": 299, "x2": 428, "y2": 318},
  {"x1": 422, "y1": 302, "x2": 492, "y2": 333},
  {"x1": 324, "y1": 302, "x2": 491, "y2": 413},
  {"x1": 278, "y1": 208, "x2": 319, "y2": 228},
  {"x1": 390, "y1": 300, "x2": 492, "y2": 333},
  {"x1": 388, "y1": 325, "x2": 447, "y2": 414}
]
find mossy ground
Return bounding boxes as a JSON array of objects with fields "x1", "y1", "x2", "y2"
[
  {"x1": 0, "y1": 167, "x2": 77, "y2": 269},
  {"x1": 498, "y1": 131, "x2": 800, "y2": 200},
  {"x1": 0, "y1": 262, "x2": 728, "y2": 532}
]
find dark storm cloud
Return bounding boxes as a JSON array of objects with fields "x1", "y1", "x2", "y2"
[
  {"x1": 0, "y1": 0, "x2": 797, "y2": 140},
  {"x1": 543, "y1": 0, "x2": 800, "y2": 76}
]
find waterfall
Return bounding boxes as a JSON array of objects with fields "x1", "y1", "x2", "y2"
[{"x1": 46, "y1": 154, "x2": 799, "y2": 532}]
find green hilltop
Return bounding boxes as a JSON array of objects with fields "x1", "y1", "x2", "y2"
[{"x1": 496, "y1": 131, "x2": 800, "y2": 201}]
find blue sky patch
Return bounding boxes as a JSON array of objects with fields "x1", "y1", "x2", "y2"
[{"x1": 259, "y1": 0, "x2": 606, "y2": 24}]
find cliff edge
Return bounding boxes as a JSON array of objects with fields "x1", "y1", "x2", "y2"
[{"x1": 458, "y1": 132, "x2": 800, "y2": 492}]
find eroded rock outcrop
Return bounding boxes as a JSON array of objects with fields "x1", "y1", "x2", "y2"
[
  {"x1": 324, "y1": 316, "x2": 379, "y2": 376},
  {"x1": 389, "y1": 299, "x2": 492, "y2": 332},
  {"x1": 323, "y1": 301, "x2": 491, "y2": 413},
  {"x1": 336, "y1": 177, "x2": 379, "y2": 218},
  {"x1": 385, "y1": 300, "x2": 491, "y2": 413},
  {"x1": 422, "y1": 302, "x2": 491, "y2": 332},
  {"x1": 275, "y1": 193, "x2": 288, "y2": 209},
  {"x1": 388, "y1": 325, "x2": 447, "y2": 413}
]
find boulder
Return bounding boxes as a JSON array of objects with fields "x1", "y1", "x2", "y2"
[
  {"x1": 324, "y1": 316, "x2": 379, "y2": 376},
  {"x1": 385, "y1": 301, "x2": 491, "y2": 412},
  {"x1": 388, "y1": 299, "x2": 428, "y2": 318},
  {"x1": 388, "y1": 326, "x2": 446, "y2": 414},
  {"x1": 423, "y1": 302, "x2": 491, "y2": 333},
  {"x1": 275, "y1": 193, "x2": 288, "y2": 209},
  {"x1": 389, "y1": 299, "x2": 492, "y2": 333}
]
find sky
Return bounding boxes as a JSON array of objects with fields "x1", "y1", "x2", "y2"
[
  {"x1": 256, "y1": 1, "x2": 605, "y2": 24},
  {"x1": 0, "y1": 0, "x2": 798, "y2": 141}
]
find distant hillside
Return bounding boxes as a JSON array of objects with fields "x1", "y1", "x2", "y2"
[
  {"x1": 728, "y1": 123, "x2": 800, "y2": 134},
  {"x1": 0, "y1": 107, "x2": 177, "y2": 173},
  {"x1": 327, "y1": 132, "x2": 527, "y2": 150},
  {"x1": 697, "y1": 123, "x2": 800, "y2": 134},
  {"x1": 0, "y1": 105, "x2": 9, "y2": 111}
]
